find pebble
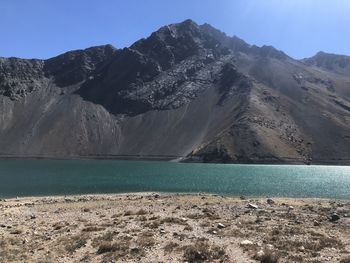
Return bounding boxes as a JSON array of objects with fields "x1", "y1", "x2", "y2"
[
  {"x1": 217, "y1": 223, "x2": 225, "y2": 229},
  {"x1": 256, "y1": 250, "x2": 265, "y2": 258},
  {"x1": 240, "y1": 240, "x2": 254, "y2": 246},
  {"x1": 266, "y1": 244, "x2": 274, "y2": 250},
  {"x1": 247, "y1": 203, "x2": 259, "y2": 209}
]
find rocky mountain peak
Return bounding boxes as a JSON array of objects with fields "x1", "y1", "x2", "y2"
[
  {"x1": 44, "y1": 44, "x2": 117, "y2": 87},
  {"x1": 303, "y1": 51, "x2": 350, "y2": 75}
]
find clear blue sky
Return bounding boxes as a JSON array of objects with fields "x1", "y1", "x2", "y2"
[{"x1": 1, "y1": 0, "x2": 350, "y2": 59}]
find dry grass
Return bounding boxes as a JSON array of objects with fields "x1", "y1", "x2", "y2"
[
  {"x1": 183, "y1": 241, "x2": 227, "y2": 263},
  {"x1": 52, "y1": 221, "x2": 68, "y2": 230},
  {"x1": 257, "y1": 250, "x2": 281, "y2": 263},
  {"x1": 136, "y1": 231, "x2": 155, "y2": 248},
  {"x1": 184, "y1": 225, "x2": 194, "y2": 231},
  {"x1": 164, "y1": 241, "x2": 179, "y2": 253},
  {"x1": 135, "y1": 209, "x2": 148, "y2": 215},
  {"x1": 161, "y1": 217, "x2": 188, "y2": 225},
  {"x1": 97, "y1": 242, "x2": 119, "y2": 254},
  {"x1": 64, "y1": 235, "x2": 87, "y2": 253},
  {"x1": 82, "y1": 226, "x2": 105, "y2": 232},
  {"x1": 91, "y1": 231, "x2": 115, "y2": 247},
  {"x1": 9, "y1": 229, "x2": 22, "y2": 235},
  {"x1": 340, "y1": 255, "x2": 350, "y2": 263},
  {"x1": 124, "y1": 210, "x2": 133, "y2": 216}
]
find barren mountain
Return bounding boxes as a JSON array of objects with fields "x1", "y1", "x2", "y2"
[{"x1": 1, "y1": 19, "x2": 350, "y2": 164}]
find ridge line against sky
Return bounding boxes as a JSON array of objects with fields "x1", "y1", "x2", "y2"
[{"x1": 1, "y1": 0, "x2": 350, "y2": 60}]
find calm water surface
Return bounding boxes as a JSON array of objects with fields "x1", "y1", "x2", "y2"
[{"x1": 0, "y1": 160, "x2": 349, "y2": 199}]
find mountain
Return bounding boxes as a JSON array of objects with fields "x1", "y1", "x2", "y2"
[
  {"x1": 303, "y1": 51, "x2": 350, "y2": 76},
  {"x1": 1, "y1": 19, "x2": 350, "y2": 164}
]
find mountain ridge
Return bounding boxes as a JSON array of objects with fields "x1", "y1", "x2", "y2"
[{"x1": 1, "y1": 19, "x2": 350, "y2": 164}]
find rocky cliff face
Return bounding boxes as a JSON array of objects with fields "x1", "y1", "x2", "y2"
[{"x1": 1, "y1": 19, "x2": 350, "y2": 164}]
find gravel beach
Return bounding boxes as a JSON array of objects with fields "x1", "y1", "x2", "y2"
[{"x1": 0, "y1": 193, "x2": 349, "y2": 262}]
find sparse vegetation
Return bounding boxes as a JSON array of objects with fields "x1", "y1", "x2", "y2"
[
  {"x1": 136, "y1": 231, "x2": 155, "y2": 247},
  {"x1": 183, "y1": 241, "x2": 227, "y2": 263},
  {"x1": 340, "y1": 255, "x2": 350, "y2": 263},
  {"x1": 97, "y1": 242, "x2": 119, "y2": 254},
  {"x1": 91, "y1": 231, "x2": 115, "y2": 247},
  {"x1": 161, "y1": 217, "x2": 188, "y2": 225},
  {"x1": 164, "y1": 241, "x2": 179, "y2": 253},
  {"x1": 82, "y1": 226, "x2": 105, "y2": 232},
  {"x1": 1, "y1": 194, "x2": 349, "y2": 262},
  {"x1": 258, "y1": 250, "x2": 281, "y2": 263},
  {"x1": 64, "y1": 235, "x2": 87, "y2": 253},
  {"x1": 135, "y1": 209, "x2": 148, "y2": 215}
]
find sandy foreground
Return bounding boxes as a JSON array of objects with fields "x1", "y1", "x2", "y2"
[{"x1": 0, "y1": 193, "x2": 349, "y2": 263}]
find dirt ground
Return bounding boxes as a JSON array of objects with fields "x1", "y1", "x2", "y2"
[{"x1": 0, "y1": 193, "x2": 349, "y2": 263}]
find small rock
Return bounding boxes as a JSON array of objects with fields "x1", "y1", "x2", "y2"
[
  {"x1": 288, "y1": 206, "x2": 294, "y2": 210},
  {"x1": 313, "y1": 220, "x2": 320, "y2": 226},
  {"x1": 240, "y1": 240, "x2": 254, "y2": 246},
  {"x1": 212, "y1": 230, "x2": 217, "y2": 234},
  {"x1": 240, "y1": 196, "x2": 246, "y2": 200},
  {"x1": 217, "y1": 223, "x2": 225, "y2": 229},
  {"x1": 181, "y1": 217, "x2": 187, "y2": 222},
  {"x1": 30, "y1": 214, "x2": 36, "y2": 220},
  {"x1": 267, "y1": 198, "x2": 275, "y2": 205},
  {"x1": 266, "y1": 244, "x2": 274, "y2": 250},
  {"x1": 256, "y1": 250, "x2": 265, "y2": 258},
  {"x1": 330, "y1": 213, "x2": 340, "y2": 222},
  {"x1": 247, "y1": 203, "x2": 259, "y2": 209},
  {"x1": 299, "y1": 246, "x2": 305, "y2": 252}
]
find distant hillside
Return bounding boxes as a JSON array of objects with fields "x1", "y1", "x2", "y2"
[{"x1": 1, "y1": 19, "x2": 350, "y2": 164}]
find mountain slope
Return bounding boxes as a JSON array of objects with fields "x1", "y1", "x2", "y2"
[{"x1": 1, "y1": 20, "x2": 350, "y2": 164}]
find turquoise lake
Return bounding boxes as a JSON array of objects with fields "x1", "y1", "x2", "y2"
[{"x1": 0, "y1": 160, "x2": 349, "y2": 199}]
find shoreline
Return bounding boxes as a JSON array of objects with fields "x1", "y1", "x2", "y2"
[
  {"x1": 1, "y1": 193, "x2": 349, "y2": 262},
  {"x1": 1, "y1": 154, "x2": 350, "y2": 165},
  {"x1": 1, "y1": 191, "x2": 350, "y2": 201},
  {"x1": 1, "y1": 192, "x2": 349, "y2": 202}
]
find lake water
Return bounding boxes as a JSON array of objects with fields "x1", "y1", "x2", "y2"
[{"x1": 0, "y1": 160, "x2": 349, "y2": 199}]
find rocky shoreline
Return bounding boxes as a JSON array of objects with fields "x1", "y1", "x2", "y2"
[{"x1": 0, "y1": 193, "x2": 349, "y2": 262}]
